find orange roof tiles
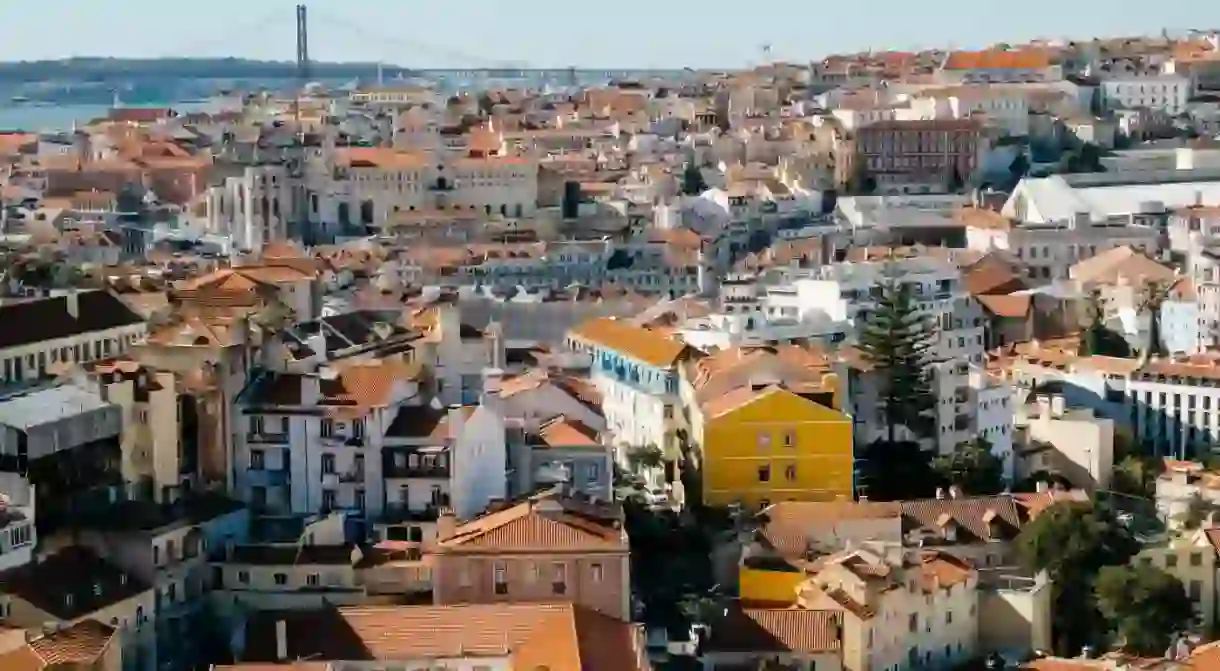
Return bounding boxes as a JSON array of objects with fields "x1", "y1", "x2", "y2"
[
  {"x1": 336, "y1": 147, "x2": 427, "y2": 169},
  {"x1": 437, "y1": 493, "x2": 625, "y2": 554},
  {"x1": 537, "y1": 416, "x2": 601, "y2": 448},
  {"x1": 26, "y1": 620, "x2": 116, "y2": 666},
  {"x1": 944, "y1": 49, "x2": 1052, "y2": 71},
  {"x1": 568, "y1": 317, "x2": 688, "y2": 368},
  {"x1": 704, "y1": 607, "x2": 843, "y2": 654}
]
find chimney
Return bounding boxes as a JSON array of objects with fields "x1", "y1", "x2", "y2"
[
  {"x1": 948, "y1": 485, "x2": 962, "y2": 499},
  {"x1": 437, "y1": 506, "x2": 457, "y2": 540},
  {"x1": 275, "y1": 619, "x2": 288, "y2": 661},
  {"x1": 1050, "y1": 395, "x2": 1065, "y2": 418},
  {"x1": 1035, "y1": 480, "x2": 1049, "y2": 494},
  {"x1": 935, "y1": 487, "x2": 946, "y2": 500},
  {"x1": 66, "y1": 291, "x2": 79, "y2": 320}
]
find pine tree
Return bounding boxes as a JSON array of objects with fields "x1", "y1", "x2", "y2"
[{"x1": 857, "y1": 267, "x2": 937, "y2": 444}]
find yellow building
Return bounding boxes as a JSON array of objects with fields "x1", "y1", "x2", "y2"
[{"x1": 697, "y1": 384, "x2": 854, "y2": 508}]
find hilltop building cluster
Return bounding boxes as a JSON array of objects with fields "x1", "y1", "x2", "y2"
[{"x1": 6, "y1": 29, "x2": 1220, "y2": 671}]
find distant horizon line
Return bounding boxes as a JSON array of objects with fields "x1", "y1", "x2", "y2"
[{"x1": 0, "y1": 56, "x2": 735, "y2": 71}]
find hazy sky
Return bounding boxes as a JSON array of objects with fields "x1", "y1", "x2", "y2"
[{"x1": 0, "y1": 0, "x2": 1215, "y2": 69}]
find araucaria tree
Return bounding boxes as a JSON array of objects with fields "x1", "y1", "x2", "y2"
[{"x1": 858, "y1": 269, "x2": 937, "y2": 444}]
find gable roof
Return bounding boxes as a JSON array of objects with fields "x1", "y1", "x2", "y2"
[
  {"x1": 436, "y1": 493, "x2": 625, "y2": 554},
  {"x1": 243, "y1": 603, "x2": 645, "y2": 671},
  {"x1": 1069, "y1": 245, "x2": 1174, "y2": 286},
  {"x1": 703, "y1": 606, "x2": 842, "y2": 654},
  {"x1": 0, "y1": 291, "x2": 145, "y2": 350},
  {"x1": 0, "y1": 546, "x2": 149, "y2": 621}
]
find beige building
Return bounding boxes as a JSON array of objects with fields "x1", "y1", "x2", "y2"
[
  {"x1": 1016, "y1": 391, "x2": 1115, "y2": 492},
  {"x1": 797, "y1": 547, "x2": 980, "y2": 671},
  {"x1": 700, "y1": 607, "x2": 844, "y2": 671},
  {"x1": 1135, "y1": 528, "x2": 1218, "y2": 636},
  {"x1": 429, "y1": 491, "x2": 632, "y2": 621}
]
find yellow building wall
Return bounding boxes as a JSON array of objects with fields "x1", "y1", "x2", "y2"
[
  {"x1": 738, "y1": 567, "x2": 804, "y2": 606},
  {"x1": 701, "y1": 389, "x2": 854, "y2": 508}
]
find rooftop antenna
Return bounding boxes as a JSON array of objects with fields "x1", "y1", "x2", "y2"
[{"x1": 760, "y1": 43, "x2": 772, "y2": 65}]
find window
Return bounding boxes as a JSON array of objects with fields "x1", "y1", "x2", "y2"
[
  {"x1": 758, "y1": 465, "x2": 771, "y2": 482},
  {"x1": 494, "y1": 562, "x2": 508, "y2": 595},
  {"x1": 783, "y1": 431, "x2": 796, "y2": 447},
  {"x1": 355, "y1": 489, "x2": 366, "y2": 511},
  {"x1": 785, "y1": 465, "x2": 797, "y2": 481},
  {"x1": 321, "y1": 453, "x2": 336, "y2": 474},
  {"x1": 588, "y1": 462, "x2": 600, "y2": 483},
  {"x1": 250, "y1": 449, "x2": 265, "y2": 470},
  {"x1": 153, "y1": 545, "x2": 160, "y2": 565},
  {"x1": 591, "y1": 562, "x2": 603, "y2": 583},
  {"x1": 320, "y1": 419, "x2": 334, "y2": 438},
  {"x1": 757, "y1": 431, "x2": 772, "y2": 449},
  {"x1": 352, "y1": 419, "x2": 365, "y2": 440},
  {"x1": 1190, "y1": 552, "x2": 1203, "y2": 567},
  {"x1": 306, "y1": 573, "x2": 320, "y2": 587},
  {"x1": 1167, "y1": 554, "x2": 1179, "y2": 568},
  {"x1": 321, "y1": 489, "x2": 337, "y2": 510},
  {"x1": 237, "y1": 570, "x2": 249, "y2": 584},
  {"x1": 552, "y1": 563, "x2": 567, "y2": 595},
  {"x1": 460, "y1": 561, "x2": 473, "y2": 587},
  {"x1": 909, "y1": 614, "x2": 918, "y2": 632}
]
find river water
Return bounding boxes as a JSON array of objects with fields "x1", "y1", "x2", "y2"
[{"x1": 0, "y1": 102, "x2": 214, "y2": 132}]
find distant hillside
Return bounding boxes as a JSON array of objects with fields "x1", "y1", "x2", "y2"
[{"x1": 0, "y1": 58, "x2": 411, "y2": 83}]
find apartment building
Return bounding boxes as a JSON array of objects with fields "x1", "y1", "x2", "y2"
[
  {"x1": 855, "y1": 119, "x2": 984, "y2": 194},
  {"x1": 1134, "y1": 529, "x2": 1217, "y2": 635},
  {"x1": 1127, "y1": 357, "x2": 1220, "y2": 459},
  {"x1": 798, "y1": 546, "x2": 980, "y2": 671},
  {"x1": 0, "y1": 546, "x2": 158, "y2": 670},
  {"x1": 234, "y1": 358, "x2": 426, "y2": 526},
  {"x1": 71, "y1": 494, "x2": 249, "y2": 670},
  {"x1": 700, "y1": 607, "x2": 844, "y2": 670},
  {"x1": 566, "y1": 317, "x2": 691, "y2": 461},
  {"x1": 0, "y1": 384, "x2": 122, "y2": 535},
  {"x1": 939, "y1": 49, "x2": 1062, "y2": 84},
  {"x1": 0, "y1": 473, "x2": 36, "y2": 572},
  {"x1": 1099, "y1": 75, "x2": 1192, "y2": 115},
  {"x1": 429, "y1": 491, "x2": 631, "y2": 621},
  {"x1": 0, "y1": 290, "x2": 146, "y2": 386}
]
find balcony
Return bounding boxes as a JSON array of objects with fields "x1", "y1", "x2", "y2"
[
  {"x1": 339, "y1": 470, "x2": 365, "y2": 484},
  {"x1": 379, "y1": 504, "x2": 442, "y2": 524},
  {"x1": 246, "y1": 432, "x2": 290, "y2": 445}
]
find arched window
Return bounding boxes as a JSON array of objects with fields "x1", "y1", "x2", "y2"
[{"x1": 360, "y1": 200, "x2": 375, "y2": 225}]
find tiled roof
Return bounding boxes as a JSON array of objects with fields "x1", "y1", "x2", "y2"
[
  {"x1": 567, "y1": 317, "x2": 688, "y2": 368},
  {"x1": 437, "y1": 493, "x2": 625, "y2": 553},
  {"x1": 27, "y1": 619, "x2": 116, "y2": 666},
  {"x1": 900, "y1": 496, "x2": 1023, "y2": 542},
  {"x1": 243, "y1": 603, "x2": 645, "y2": 671},
  {"x1": 536, "y1": 416, "x2": 601, "y2": 448},
  {"x1": 0, "y1": 290, "x2": 144, "y2": 350},
  {"x1": 977, "y1": 294, "x2": 1032, "y2": 319},
  {"x1": 944, "y1": 49, "x2": 1052, "y2": 70},
  {"x1": 704, "y1": 606, "x2": 842, "y2": 654},
  {"x1": 1069, "y1": 245, "x2": 1174, "y2": 286}
]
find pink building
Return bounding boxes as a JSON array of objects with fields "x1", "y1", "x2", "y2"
[{"x1": 428, "y1": 492, "x2": 631, "y2": 621}]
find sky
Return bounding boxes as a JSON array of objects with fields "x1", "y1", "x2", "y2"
[{"x1": 0, "y1": 1, "x2": 1215, "y2": 70}]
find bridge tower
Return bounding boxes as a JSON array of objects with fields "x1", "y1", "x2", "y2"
[{"x1": 295, "y1": 4, "x2": 310, "y2": 83}]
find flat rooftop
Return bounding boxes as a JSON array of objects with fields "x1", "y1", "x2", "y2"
[{"x1": 0, "y1": 385, "x2": 112, "y2": 431}]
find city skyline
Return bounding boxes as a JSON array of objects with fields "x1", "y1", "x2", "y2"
[{"x1": 0, "y1": 0, "x2": 1215, "y2": 69}]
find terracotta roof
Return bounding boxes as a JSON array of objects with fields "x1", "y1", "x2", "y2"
[
  {"x1": 944, "y1": 49, "x2": 1052, "y2": 70},
  {"x1": 910, "y1": 550, "x2": 975, "y2": 591},
  {"x1": 0, "y1": 290, "x2": 145, "y2": 351},
  {"x1": 1012, "y1": 489, "x2": 1091, "y2": 521},
  {"x1": 27, "y1": 620, "x2": 116, "y2": 666},
  {"x1": 760, "y1": 501, "x2": 902, "y2": 556},
  {"x1": 243, "y1": 603, "x2": 645, "y2": 671},
  {"x1": 955, "y1": 207, "x2": 1015, "y2": 232},
  {"x1": 703, "y1": 607, "x2": 842, "y2": 654},
  {"x1": 977, "y1": 294, "x2": 1032, "y2": 318},
  {"x1": 900, "y1": 496, "x2": 1023, "y2": 543},
  {"x1": 568, "y1": 317, "x2": 688, "y2": 368},
  {"x1": 962, "y1": 253, "x2": 1028, "y2": 295},
  {"x1": 335, "y1": 147, "x2": 428, "y2": 169},
  {"x1": 436, "y1": 492, "x2": 625, "y2": 553},
  {"x1": 1069, "y1": 246, "x2": 1174, "y2": 286},
  {"x1": 1169, "y1": 276, "x2": 1198, "y2": 301},
  {"x1": 536, "y1": 416, "x2": 601, "y2": 448}
]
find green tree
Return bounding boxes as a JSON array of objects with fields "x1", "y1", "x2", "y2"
[
  {"x1": 681, "y1": 163, "x2": 708, "y2": 196},
  {"x1": 857, "y1": 267, "x2": 936, "y2": 444},
  {"x1": 1017, "y1": 501, "x2": 1140, "y2": 654},
  {"x1": 1175, "y1": 492, "x2": 1220, "y2": 529},
  {"x1": 625, "y1": 444, "x2": 664, "y2": 473},
  {"x1": 1111, "y1": 454, "x2": 1163, "y2": 500},
  {"x1": 934, "y1": 438, "x2": 1006, "y2": 495},
  {"x1": 856, "y1": 439, "x2": 938, "y2": 501},
  {"x1": 1138, "y1": 279, "x2": 1171, "y2": 360},
  {"x1": 1094, "y1": 564, "x2": 1193, "y2": 654},
  {"x1": 1078, "y1": 289, "x2": 1133, "y2": 358}
]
